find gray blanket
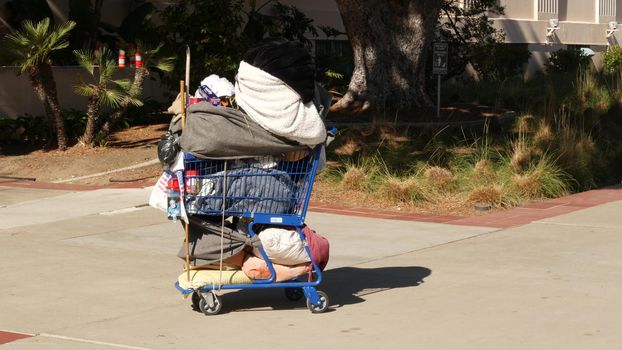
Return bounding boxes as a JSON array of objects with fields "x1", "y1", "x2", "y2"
[
  {"x1": 172, "y1": 103, "x2": 307, "y2": 159},
  {"x1": 189, "y1": 167, "x2": 296, "y2": 215},
  {"x1": 177, "y1": 216, "x2": 262, "y2": 265},
  {"x1": 171, "y1": 84, "x2": 332, "y2": 159}
]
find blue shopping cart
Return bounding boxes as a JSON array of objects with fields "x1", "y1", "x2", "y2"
[{"x1": 174, "y1": 143, "x2": 329, "y2": 315}]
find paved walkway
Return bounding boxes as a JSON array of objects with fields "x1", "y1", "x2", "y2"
[{"x1": 0, "y1": 182, "x2": 621, "y2": 349}]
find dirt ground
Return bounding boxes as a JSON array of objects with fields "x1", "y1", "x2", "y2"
[{"x1": 0, "y1": 124, "x2": 168, "y2": 186}]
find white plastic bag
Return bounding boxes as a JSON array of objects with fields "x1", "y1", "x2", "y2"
[{"x1": 149, "y1": 172, "x2": 172, "y2": 213}]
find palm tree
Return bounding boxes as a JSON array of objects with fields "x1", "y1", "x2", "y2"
[
  {"x1": 5, "y1": 18, "x2": 76, "y2": 150},
  {"x1": 99, "y1": 42, "x2": 175, "y2": 139},
  {"x1": 73, "y1": 47, "x2": 142, "y2": 146}
]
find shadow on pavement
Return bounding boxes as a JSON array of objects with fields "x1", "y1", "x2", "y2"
[
  {"x1": 322, "y1": 266, "x2": 432, "y2": 307},
  {"x1": 196, "y1": 266, "x2": 431, "y2": 314}
]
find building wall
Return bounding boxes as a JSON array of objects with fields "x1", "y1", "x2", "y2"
[
  {"x1": 496, "y1": 0, "x2": 535, "y2": 20},
  {"x1": 493, "y1": 0, "x2": 622, "y2": 45},
  {"x1": 561, "y1": 0, "x2": 596, "y2": 23},
  {"x1": 0, "y1": 0, "x2": 138, "y2": 28},
  {"x1": 0, "y1": 67, "x2": 168, "y2": 118}
]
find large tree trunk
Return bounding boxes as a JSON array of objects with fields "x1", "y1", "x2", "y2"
[
  {"x1": 99, "y1": 67, "x2": 149, "y2": 139},
  {"x1": 28, "y1": 63, "x2": 68, "y2": 149},
  {"x1": 332, "y1": 0, "x2": 441, "y2": 115}
]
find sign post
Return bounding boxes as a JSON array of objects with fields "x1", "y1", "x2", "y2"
[{"x1": 432, "y1": 42, "x2": 448, "y2": 119}]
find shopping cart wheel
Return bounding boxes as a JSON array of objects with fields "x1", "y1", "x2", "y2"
[
  {"x1": 199, "y1": 293, "x2": 223, "y2": 315},
  {"x1": 191, "y1": 291, "x2": 201, "y2": 309},
  {"x1": 284, "y1": 287, "x2": 304, "y2": 301},
  {"x1": 306, "y1": 291, "x2": 329, "y2": 313}
]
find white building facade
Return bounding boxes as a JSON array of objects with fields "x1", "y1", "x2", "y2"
[{"x1": 488, "y1": 0, "x2": 622, "y2": 77}]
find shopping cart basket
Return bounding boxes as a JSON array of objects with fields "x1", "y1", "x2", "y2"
[{"x1": 174, "y1": 143, "x2": 329, "y2": 315}]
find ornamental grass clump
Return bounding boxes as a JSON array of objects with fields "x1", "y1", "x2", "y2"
[
  {"x1": 468, "y1": 185, "x2": 503, "y2": 207},
  {"x1": 532, "y1": 120, "x2": 553, "y2": 154},
  {"x1": 511, "y1": 155, "x2": 570, "y2": 199},
  {"x1": 379, "y1": 176, "x2": 426, "y2": 203},
  {"x1": 423, "y1": 166, "x2": 455, "y2": 190},
  {"x1": 473, "y1": 158, "x2": 496, "y2": 181},
  {"x1": 341, "y1": 166, "x2": 367, "y2": 191}
]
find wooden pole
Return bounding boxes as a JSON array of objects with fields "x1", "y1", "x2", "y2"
[
  {"x1": 180, "y1": 80, "x2": 186, "y2": 129},
  {"x1": 180, "y1": 79, "x2": 189, "y2": 281},
  {"x1": 181, "y1": 47, "x2": 191, "y2": 282}
]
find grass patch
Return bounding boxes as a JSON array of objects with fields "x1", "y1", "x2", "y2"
[{"x1": 314, "y1": 65, "x2": 622, "y2": 215}]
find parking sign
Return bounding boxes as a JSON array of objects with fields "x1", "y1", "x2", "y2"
[{"x1": 433, "y1": 43, "x2": 448, "y2": 75}]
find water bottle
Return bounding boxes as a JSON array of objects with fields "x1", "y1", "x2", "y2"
[{"x1": 167, "y1": 178, "x2": 181, "y2": 223}]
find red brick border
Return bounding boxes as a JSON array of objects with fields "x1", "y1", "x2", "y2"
[
  {"x1": 0, "y1": 331, "x2": 32, "y2": 345},
  {"x1": 0, "y1": 179, "x2": 153, "y2": 191},
  {"x1": 308, "y1": 185, "x2": 622, "y2": 229}
]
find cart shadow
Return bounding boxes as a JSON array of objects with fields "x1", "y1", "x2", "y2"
[{"x1": 204, "y1": 266, "x2": 431, "y2": 314}]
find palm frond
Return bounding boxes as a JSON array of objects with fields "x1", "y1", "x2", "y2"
[
  {"x1": 4, "y1": 18, "x2": 75, "y2": 70},
  {"x1": 112, "y1": 79, "x2": 133, "y2": 91},
  {"x1": 23, "y1": 18, "x2": 49, "y2": 39},
  {"x1": 45, "y1": 21, "x2": 75, "y2": 52},
  {"x1": 100, "y1": 89, "x2": 126, "y2": 108},
  {"x1": 98, "y1": 47, "x2": 117, "y2": 83},
  {"x1": 73, "y1": 82, "x2": 98, "y2": 97},
  {"x1": 74, "y1": 50, "x2": 95, "y2": 75},
  {"x1": 154, "y1": 56, "x2": 175, "y2": 72},
  {"x1": 143, "y1": 41, "x2": 164, "y2": 57},
  {"x1": 134, "y1": 40, "x2": 175, "y2": 72},
  {"x1": 126, "y1": 95, "x2": 144, "y2": 107}
]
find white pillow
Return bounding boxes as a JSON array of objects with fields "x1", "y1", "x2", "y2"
[{"x1": 253, "y1": 228, "x2": 310, "y2": 265}]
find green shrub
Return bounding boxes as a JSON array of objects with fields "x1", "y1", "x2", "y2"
[
  {"x1": 469, "y1": 43, "x2": 532, "y2": 81},
  {"x1": 546, "y1": 47, "x2": 591, "y2": 73},
  {"x1": 0, "y1": 117, "x2": 19, "y2": 145},
  {"x1": 62, "y1": 109, "x2": 87, "y2": 139},
  {"x1": 0, "y1": 114, "x2": 49, "y2": 144},
  {"x1": 602, "y1": 45, "x2": 622, "y2": 74}
]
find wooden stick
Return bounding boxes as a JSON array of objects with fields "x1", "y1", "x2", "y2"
[
  {"x1": 179, "y1": 79, "x2": 190, "y2": 281},
  {"x1": 185, "y1": 221, "x2": 191, "y2": 281},
  {"x1": 180, "y1": 80, "x2": 186, "y2": 129}
]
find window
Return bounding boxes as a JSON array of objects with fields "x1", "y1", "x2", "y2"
[
  {"x1": 600, "y1": 0, "x2": 616, "y2": 17},
  {"x1": 539, "y1": 0, "x2": 558, "y2": 14}
]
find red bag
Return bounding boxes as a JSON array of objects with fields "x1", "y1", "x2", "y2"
[{"x1": 302, "y1": 225, "x2": 330, "y2": 271}]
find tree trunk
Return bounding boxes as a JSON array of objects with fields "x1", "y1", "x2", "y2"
[
  {"x1": 332, "y1": 0, "x2": 441, "y2": 116},
  {"x1": 28, "y1": 63, "x2": 68, "y2": 149},
  {"x1": 27, "y1": 66, "x2": 56, "y2": 146},
  {"x1": 100, "y1": 67, "x2": 149, "y2": 139},
  {"x1": 88, "y1": 0, "x2": 104, "y2": 49},
  {"x1": 80, "y1": 94, "x2": 101, "y2": 146},
  {"x1": 39, "y1": 62, "x2": 68, "y2": 150}
]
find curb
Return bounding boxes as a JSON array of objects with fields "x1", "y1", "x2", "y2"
[
  {"x1": 310, "y1": 185, "x2": 622, "y2": 229},
  {"x1": 0, "y1": 179, "x2": 153, "y2": 191}
]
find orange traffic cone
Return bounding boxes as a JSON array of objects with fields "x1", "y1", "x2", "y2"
[
  {"x1": 118, "y1": 49, "x2": 126, "y2": 68},
  {"x1": 135, "y1": 50, "x2": 142, "y2": 68}
]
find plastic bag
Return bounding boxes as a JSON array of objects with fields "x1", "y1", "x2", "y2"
[
  {"x1": 149, "y1": 172, "x2": 172, "y2": 213},
  {"x1": 157, "y1": 131, "x2": 179, "y2": 170}
]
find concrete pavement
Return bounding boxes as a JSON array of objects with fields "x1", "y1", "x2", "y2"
[{"x1": 0, "y1": 185, "x2": 621, "y2": 349}]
